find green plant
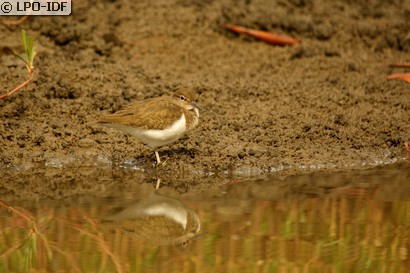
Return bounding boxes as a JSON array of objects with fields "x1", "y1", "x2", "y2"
[
  {"x1": 15, "y1": 30, "x2": 35, "y2": 79},
  {"x1": 0, "y1": 29, "x2": 36, "y2": 99}
]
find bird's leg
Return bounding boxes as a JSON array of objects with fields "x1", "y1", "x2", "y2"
[
  {"x1": 154, "y1": 150, "x2": 161, "y2": 165},
  {"x1": 155, "y1": 178, "x2": 161, "y2": 189}
]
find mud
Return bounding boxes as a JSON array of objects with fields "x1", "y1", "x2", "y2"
[{"x1": 0, "y1": 0, "x2": 409, "y2": 190}]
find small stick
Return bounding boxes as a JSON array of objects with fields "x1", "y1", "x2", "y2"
[
  {"x1": 225, "y1": 24, "x2": 300, "y2": 46},
  {"x1": 385, "y1": 73, "x2": 410, "y2": 83}
]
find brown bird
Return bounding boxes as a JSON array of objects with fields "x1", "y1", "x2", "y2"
[{"x1": 97, "y1": 89, "x2": 199, "y2": 164}]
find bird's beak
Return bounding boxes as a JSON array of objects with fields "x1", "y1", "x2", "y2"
[{"x1": 192, "y1": 102, "x2": 204, "y2": 112}]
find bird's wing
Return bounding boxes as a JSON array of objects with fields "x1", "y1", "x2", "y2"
[{"x1": 98, "y1": 97, "x2": 184, "y2": 129}]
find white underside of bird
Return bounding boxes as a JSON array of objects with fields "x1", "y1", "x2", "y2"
[{"x1": 104, "y1": 114, "x2": 188, "y2": 149}]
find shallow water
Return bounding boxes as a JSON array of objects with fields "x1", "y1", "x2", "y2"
[{"x1": 0, "y1": 163, "x2": 409, "y2": 273}]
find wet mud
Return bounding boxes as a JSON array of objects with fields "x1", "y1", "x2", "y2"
[{"x1": 0, "y1": 0, "x2": 409, "y2": 197}]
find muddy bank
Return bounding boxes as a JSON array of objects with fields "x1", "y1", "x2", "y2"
[{"x1": 0, "y1": 0, "x2": 409, "y2": 185}]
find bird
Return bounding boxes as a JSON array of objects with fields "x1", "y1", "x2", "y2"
[{"x1": 96, "y1": 89, "x2": 199, "y2": 164}]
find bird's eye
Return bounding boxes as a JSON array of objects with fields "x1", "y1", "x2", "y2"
[{"x1": 180, "y1": 95, "x2": 186, "y2": 101}]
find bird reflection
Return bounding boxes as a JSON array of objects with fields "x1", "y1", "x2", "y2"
[{"x1": 100, "y1": 193, "x2": 201, "y2": 248}]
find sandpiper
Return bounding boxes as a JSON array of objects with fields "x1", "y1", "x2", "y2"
[{"x1": 97, "y1": 89, "x2": 199, "y2": 164}]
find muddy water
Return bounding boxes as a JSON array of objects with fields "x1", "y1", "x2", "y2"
[{"x1": 0, "y1": 163, "x2": 409, "y2": 273}]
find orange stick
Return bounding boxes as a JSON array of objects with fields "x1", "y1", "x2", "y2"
[
  {"x1": 385, "y1": 73, "x2": 410, "y2": 83},
  {"x1": 225, "y1": 24, "x2": 300, "y2": 46},
  {"x1": 405, "y1": 142, "x2": 409, "y2": 159}
]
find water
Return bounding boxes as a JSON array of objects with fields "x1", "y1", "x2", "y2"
[{"x1": 0, "y1": 163, "x2": 409, "y2": 273}]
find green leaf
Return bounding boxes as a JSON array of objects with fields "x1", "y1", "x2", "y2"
[
  {"x1": 28, "y1": 36, "x2": 34, "y2": 65},
  {"x1": 20, "y1": 30, "x2": 28, "y2": 57},
  {"x1": 14, "y1": 53, "x2": 27, "y2": 64},
  {"x1": 16, "y1": 29, "x2": 35, "y2": 68}
]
